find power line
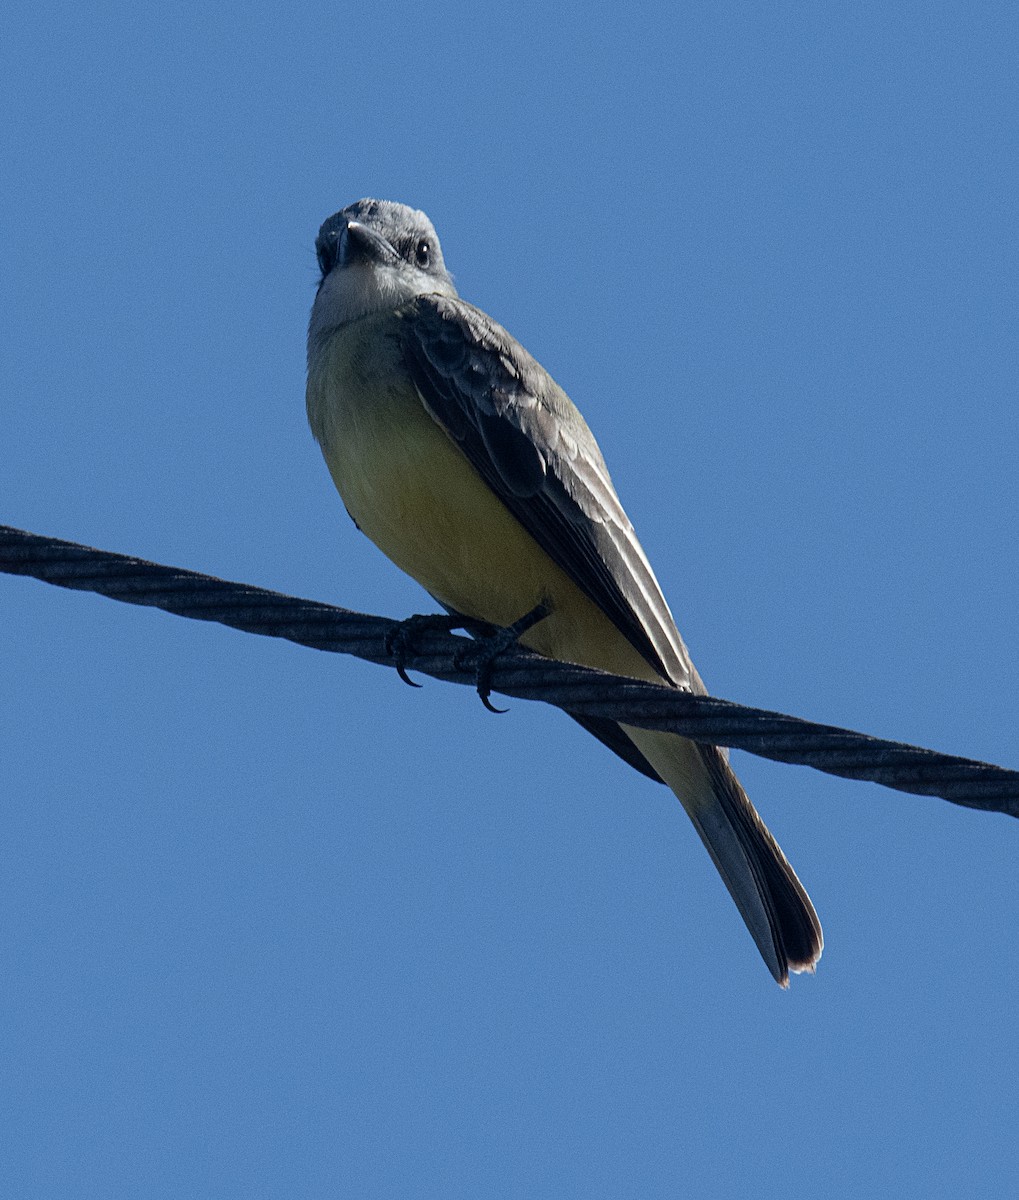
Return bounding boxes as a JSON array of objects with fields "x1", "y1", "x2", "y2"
[{"x1": 2, "y1": 523, "x2": 1016, "y2": 818}]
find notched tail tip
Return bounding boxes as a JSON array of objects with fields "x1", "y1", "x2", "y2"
[{"x1": 776, "y1": 944, "x2": 823, "y2": 987}]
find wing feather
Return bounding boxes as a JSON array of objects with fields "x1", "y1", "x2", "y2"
[{"x1": 398, "y1": 294, "x2": 701, "y2": 691}]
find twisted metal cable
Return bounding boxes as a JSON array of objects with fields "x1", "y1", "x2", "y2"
[{"x1": 2, "y1": 524, "x2": 1016, "y2": 818}]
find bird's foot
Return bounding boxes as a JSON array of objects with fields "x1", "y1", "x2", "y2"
[
  {"x1": 455, "y1": 601, "x2": 552, "y2": 713},
  {"x1": 385, "y1": 612, "x2": 464, "y2": 687}
]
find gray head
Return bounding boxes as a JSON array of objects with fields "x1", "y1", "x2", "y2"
[{"x1": 310, "y1": 199, "x2": 458, "y2": 338}]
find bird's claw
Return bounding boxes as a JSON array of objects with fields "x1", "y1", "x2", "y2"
[
  {"x1": 456, "y1": 601, "x2": 551, "y2": 714},
  {"x1": 385, "y1": 613, "x2": 462, "y2": 687}
]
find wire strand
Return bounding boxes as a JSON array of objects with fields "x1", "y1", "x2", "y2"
[{"x1": 2, "y1": 523, "x2": 1016, "y2": 818}]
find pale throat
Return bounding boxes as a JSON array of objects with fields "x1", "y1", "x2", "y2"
[{"x1": 310, "y1": 262, "x2": 456, "y2": 345}]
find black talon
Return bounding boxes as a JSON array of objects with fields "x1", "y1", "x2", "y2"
[
  {"x1": 385, "y1": 613, "x2": 463, "y2": 686},
  {"x1": 457, "y1": 601, "x2": 551, "y2": 713},
  {"x1": 397, "y1": 663, "x2": 422, "y2": 688}
]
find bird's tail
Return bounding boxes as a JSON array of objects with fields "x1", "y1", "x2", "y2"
[{"x1": 621, "y1": 726, "x2": 823, "y2": 986}]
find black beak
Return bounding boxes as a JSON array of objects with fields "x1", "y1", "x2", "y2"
[{"x1": 341, "y1": 220, "x2": 399, "y2": 267}]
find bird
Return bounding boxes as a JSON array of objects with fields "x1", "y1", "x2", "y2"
[{"x1": 306, "y1": 198, "x2": 822, "y2": 985}]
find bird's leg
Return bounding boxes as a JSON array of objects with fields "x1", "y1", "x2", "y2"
[
  {"x1": 385, "y1": 612, "x2": 465, "y2": 687},
  {"x1": 455, "y1": 600, "x2": 552, "y2": 713}
]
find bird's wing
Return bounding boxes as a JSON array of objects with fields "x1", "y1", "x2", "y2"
[{"x1": 398, "y1": 294, "x2": 702, "y2": 691}]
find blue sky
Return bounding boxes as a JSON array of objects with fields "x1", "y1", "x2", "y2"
[{"x1": 3, "y1": 2, "x2": 1017, "y2": 1196}]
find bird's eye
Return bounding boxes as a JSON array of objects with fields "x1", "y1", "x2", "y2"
[
  {"x1": 316, "y1": 242, "x2": 334, "y2": 277},
  {"x1": 415, "y1": 238, "x2": 431, "y2": 268}
]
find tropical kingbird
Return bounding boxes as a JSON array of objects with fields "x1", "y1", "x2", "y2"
[{"x1": 306, "y1": 198, "x2": 822, "y2": 985}]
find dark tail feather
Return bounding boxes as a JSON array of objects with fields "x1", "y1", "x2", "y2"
[
  {"x1": 567, "y1": 711, "x2": 668, "y2": 784},
  {"x1": 694, "y1": 743, "x2": 823, "y2": 985}
]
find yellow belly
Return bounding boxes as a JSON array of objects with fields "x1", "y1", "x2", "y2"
[{"x1": 307, "y1": 318, "x2": 660, "y2": 684}]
